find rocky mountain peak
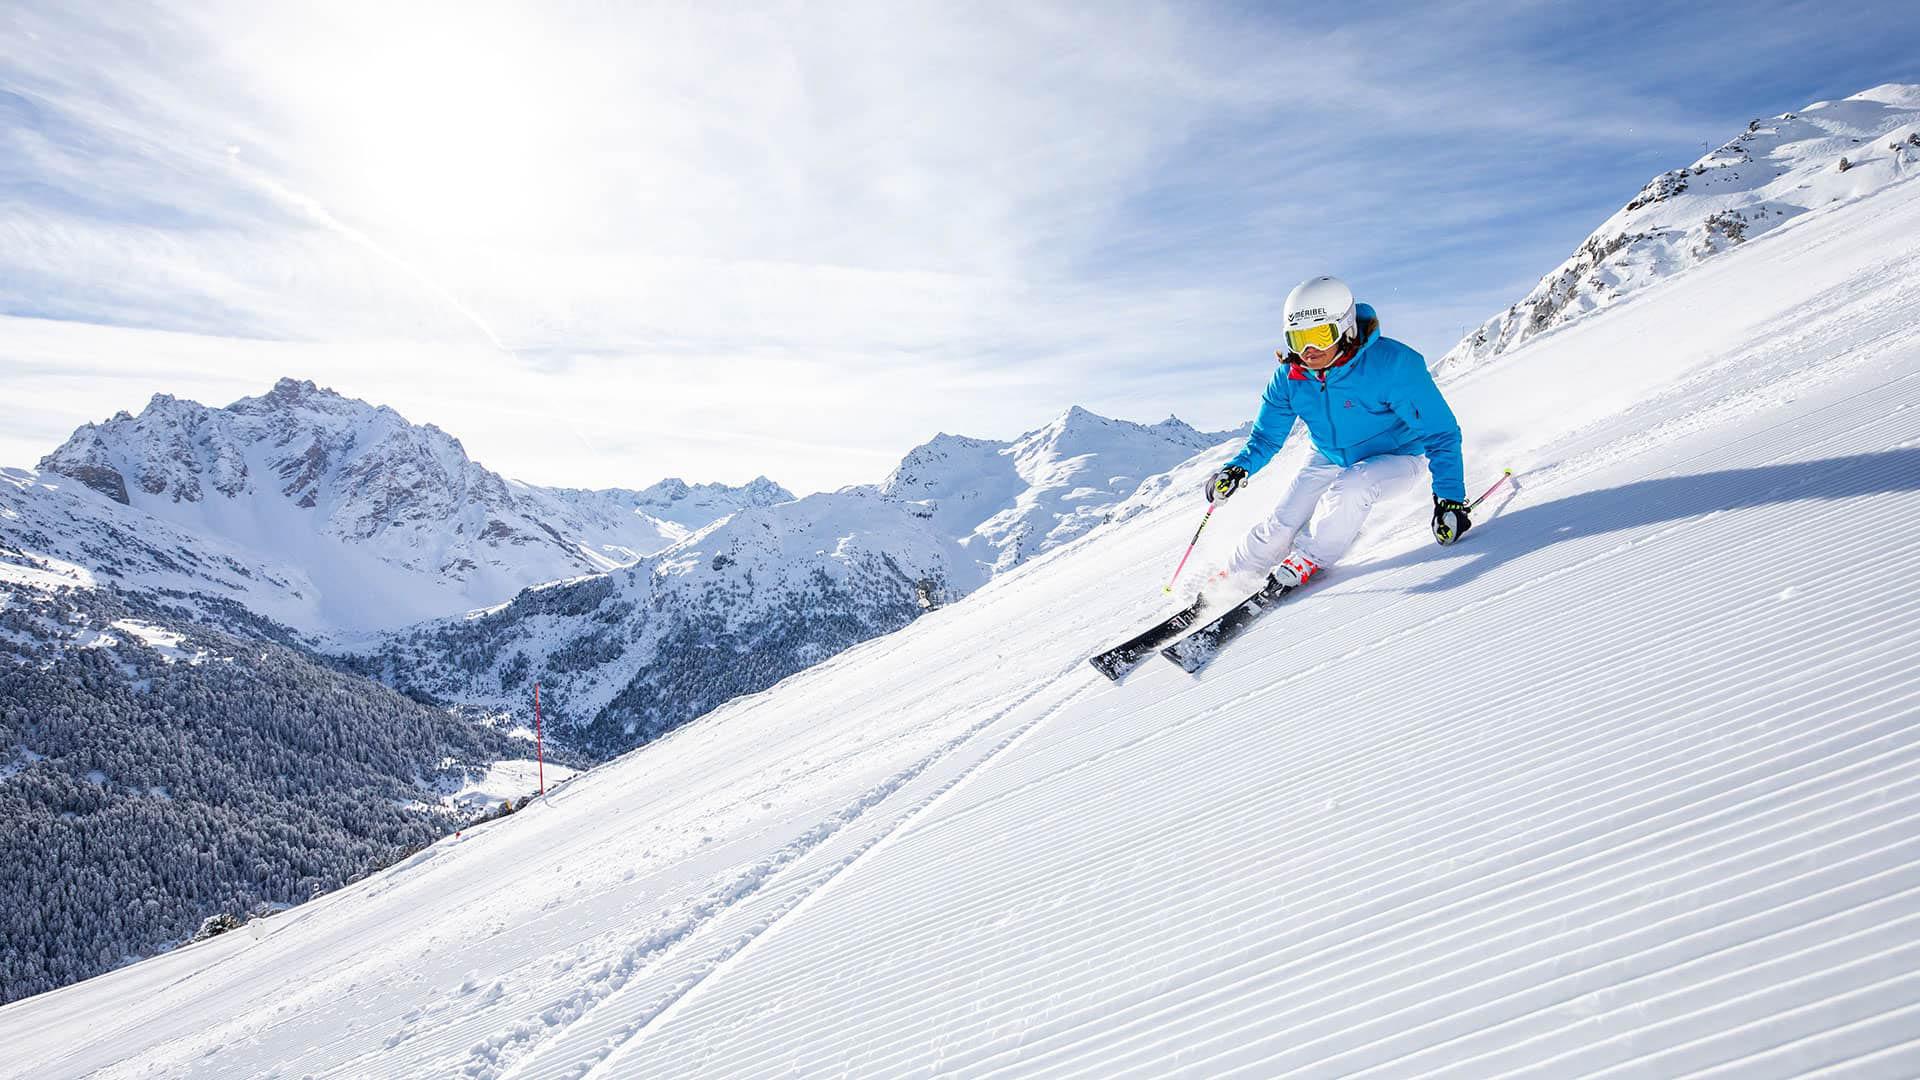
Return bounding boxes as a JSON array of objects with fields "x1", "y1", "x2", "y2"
[
  {"x1": 23, "y1": 379, "x2": 791, "y2": 634},
  {"x1": 620, "y1": 475, "x2": 797, "y2": 531},
  {"x1": 736, "y1": 476, "x2": 793, "y2": 505},
  {"x1": 642, "y1": 477, "x2": 693, "y2": 502},
  {"x1": 228, "y1": 377, "x2": 371, "y2": 419},
  {"x1": 36, "y1": 425, "x2": 129, "y2": 504}
]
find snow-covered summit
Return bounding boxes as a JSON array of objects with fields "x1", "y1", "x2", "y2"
[
  {"x1": 1437, "y1": 82, "x2": 1920, "y2": 375},
  {"x1": 1146, "y1": 414, "x2": 1214, "y2": 443},
  {"x1": 879, "y1": 405, "x2": 1236, "y2": 575},
  {"x1": 636, "y1": 475, "x2": 792, "y2": 519},
  {"x1": 25, "y1": 379, "x2": 790, "y2": 635},
  {"x1": 593, "y1": 474, "x2": 793, "y2": 530},
  {"x1": 535, "y1": 475, "x2": 796, "y2": 556}
]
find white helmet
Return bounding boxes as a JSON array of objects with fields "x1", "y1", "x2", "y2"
[{"x1": 1282, "y1": 276, "x2": 1358, "y2": 357}]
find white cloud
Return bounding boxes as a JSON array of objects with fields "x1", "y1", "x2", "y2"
[{"x1": 2, "y1": 1, "x2": 1784, "y2": 492}]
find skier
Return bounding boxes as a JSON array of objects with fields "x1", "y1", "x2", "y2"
[{"x1": 1206, "y1": 275, "x2": 1469, "y2": 590}]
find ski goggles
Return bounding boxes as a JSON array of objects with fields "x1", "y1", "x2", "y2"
[{"x1": 1284, "y1": 322, "x2": 1339, "y2": 355}]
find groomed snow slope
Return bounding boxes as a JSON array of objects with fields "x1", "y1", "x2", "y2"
[{"x1": 4, "y1": 174, "x2": 1920, "y2": 1079}]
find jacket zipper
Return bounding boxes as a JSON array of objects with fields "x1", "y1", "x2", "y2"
[{"x1": 1317, "y1": 370, "x2": 1336, "y2": 455}]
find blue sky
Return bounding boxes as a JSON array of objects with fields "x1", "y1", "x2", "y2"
[{"x1": 3, "y1": 1, "x2": 1917, "y2": 493}]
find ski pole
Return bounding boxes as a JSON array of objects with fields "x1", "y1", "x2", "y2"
[
  {"x1": 1164, "y1": 503, "x2": 1215, "y2": 593},
  {"x1": 1469, "y1": 468, "x2": 1515, "y2": 511}
]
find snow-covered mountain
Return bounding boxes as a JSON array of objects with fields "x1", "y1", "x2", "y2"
[
  {"x1": 12, "y1": 94, "x2": 1916, "y2": 1076},
  {"x1": 2, "y1": 466, "x2": 328, "y2": 643},
  {"x1": 538, "y1": 475, "x2": 794, "y2": 551},
  {"x1": 874, "y1": 407, "x2": 1235, "y2": 577},
  {"x1": 21, "y1": 378, "x2": 791, "y2": 635},
  {"x1": 360, "y1": 492, "x2": 967, "y2": 755},
  {"x1": 11, "y1": 370, "x2": 1235, "y2": 758},
  {"x1": 1437, "y1": 82, "x2": 1920, "y2": 374},
  {"x1": 356, "y1": 406, "x2": 1237, "y2": 754}
]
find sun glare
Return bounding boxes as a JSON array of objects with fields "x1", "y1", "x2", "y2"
[{"x1": 288, "y1": 9, "x2": 571, "y2": 246}]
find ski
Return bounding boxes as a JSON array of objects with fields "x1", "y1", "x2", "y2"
[
  {"x1": 1160, "y1": 574, "x2": 1296, "y2": 674},
  {"x1": 1089, "y1": 594, "x2": 1210, "y2": 681}
]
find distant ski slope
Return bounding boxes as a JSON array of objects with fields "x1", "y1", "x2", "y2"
[{"x1": 4, "y1": 145, "x2": 1919, "y2": 1080}]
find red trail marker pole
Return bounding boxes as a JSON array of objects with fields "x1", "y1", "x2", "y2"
[{"x1": 534, "y1": 681, "x2": 546, "y2": 797}]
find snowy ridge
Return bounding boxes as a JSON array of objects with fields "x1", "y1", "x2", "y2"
[
  {"x1": 5, "y1": 118, "x2": 1918, "y2": 1077},
  {"x1": 1438, "y1": 82, "x2": 1920, "y2": 375},
  {"x1": 875, "y1": 405, "x2": 1235, "y2": 577},
  {"x1": 25, "y1": 378, "x2": 789, "y2": 635},
  {"x1": 535, "y1": 475, "x2": 794, "y2": 553}
]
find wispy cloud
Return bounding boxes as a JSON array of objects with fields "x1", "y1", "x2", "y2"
[{"x1": 4, "y1": 1, "x2": 1917, "y2": 492}]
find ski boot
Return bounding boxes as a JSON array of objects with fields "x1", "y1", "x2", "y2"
[{"x1": 1274, "y1": 552, "x2": 1320, "y2": 588}]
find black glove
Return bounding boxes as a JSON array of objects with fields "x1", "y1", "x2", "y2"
[
  {"x1": 1206, "y1": 465, "x2": 1248, "y2": 503},
  {"x1": 1432, "y1": 496, "x2": 1472, "y2": 545}
]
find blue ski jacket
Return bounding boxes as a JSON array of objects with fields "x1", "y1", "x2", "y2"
[{"x1": 1225, "y1": 303, "x2": 1466, "y2": 502}]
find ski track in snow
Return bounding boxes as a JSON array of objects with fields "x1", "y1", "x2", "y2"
[
  {"x1": 498, "y1": 669, "x2": 1103, "y2": 1080},
  {"x1": 594, "y1": 358, "x2": 1920, "y2": 1079},
  {"x1": 5, "y1": 140, "x2": 1920, "y2": 1080}
]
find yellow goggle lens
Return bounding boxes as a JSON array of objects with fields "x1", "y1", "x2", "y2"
[{"x1": 1285, "y1": 322, "x2": 1338, "y2": 354}]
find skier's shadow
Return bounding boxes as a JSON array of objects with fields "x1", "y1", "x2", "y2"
[{"x1": 1358, "y1": 447, "x2": 1920, "y2": 594}]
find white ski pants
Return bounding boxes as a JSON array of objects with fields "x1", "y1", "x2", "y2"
[{"x1": 1226, "y1": 451, "x2": 1426, "y2": 578}]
